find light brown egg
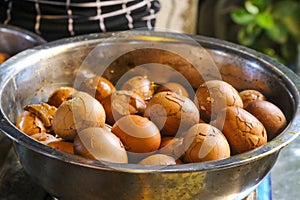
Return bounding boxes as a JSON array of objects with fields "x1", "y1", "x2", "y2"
[
  {"x1": 74, "y1": 127, "x2": 128, "y2": 163},
  {"x1": 15, "y1": 111, "x2": 46, "y2": 136},
  {"x1": 79, "y1": 76, "x2": 115, "y2": 103},
  {"x1": 48, "y1": 140, "x2": 74, "y2": 154},
  {"x1": 52, "y1": 91, "x2": 106, "y2": 140},
  {"x1": 182, "y1": 123, "x2": 230, "y2": 163},
  {"x1": 120, "y1": 76, "x2": 154, "y2": 101},
  {"x1": 215, "y1": 106, "x2": 267, "y2": 154},
  {"x1": 101, "y1": 90, "x2": 146, "y2": 125},
  {"x1": 239, "y1": 89, "x2": 266, "y2": 108},
  {"x1": 48, "y1": 86, "x2": 77, "y2": 107},
  {"x1": 111, "y1": 115, "x2": 161, "y2": 153},
  {"x1": 144, "y1": 91, "x2": 199, "y2": 136},
  {"x1": 194, "y1": 80, "x2": 243, "y2": 121},
  {"x1": 156, "y1": 82, "x2": 189, "y2": 97},
  {"x1": 245, "y1": 100, "x2": 287, "y2": 140},
  {"x1": 138, "y1": 154, "x2": 177, "y2": 165}
]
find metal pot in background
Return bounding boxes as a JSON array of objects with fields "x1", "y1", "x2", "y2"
[
  {"x1": 0, "y1": 24, "x2": 46, "y2": 169},
  {"x1": 0, "y1": 31, "x2": 299, "y2": 199}
]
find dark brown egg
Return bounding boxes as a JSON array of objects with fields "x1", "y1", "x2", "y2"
[
  {"x1": 79, "y1": 76, "x2": 115, "y2": 103},
  {"x1": 245, "y1": 100, "x2": 287, "y2": 140},
  {"x1": 48, "y1": 86, "x2": 77, "y2": 107}
]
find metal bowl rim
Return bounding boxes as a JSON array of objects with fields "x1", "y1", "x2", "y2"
[{"x1": 0, "y1": 24, "x2": 47, "y2": 44}]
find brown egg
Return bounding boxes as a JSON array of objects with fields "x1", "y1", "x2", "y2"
[
  {"x1": 48, "y1": 140, "x2": 74, "y2": 154},
  {"x1": 138, "y1": 154, "x2": 176, "y2": 165},
  {"x1": 120, "y1": 76, "x2": 154, "y2": 101},
  {"x1": 101, "y1": 90, "x2": 146, "y2": 125},
  {"x1": 79, "y1": 76, "x2": 115, "y2": 103},
  {"x1": 194, "y1": 80, "x2": 243, "y2": 121},
  {"x1": 239, "y1": 89, "x2": 266, "y2": 108},
  {"x1": 52, "y1": 91, "x2": 106, "y2": 140},
  {"x1": 144, "y1": 91, "x2": 199, "y2": 136},
  {"x1": 245, "y1": 100, "x2": 287, "y2": 140},
  {"x1": 156, "y1": 82, "x2": 189, "y2": 97},
  {"x1": 215, "y1": 106, "x2": 267, "y2": 154},
  {"x1": 74, "y1": 127, "x2": 128, "y2": 163},
  {"x1": 159, "y1": 137, "x2": 184, "y2": 159},
  {"x1": 111, "y1": 115, "x2": 161, "y2": 153},
  {"x1": 15, "y1": 111, "x2": 46, "y2": 135},
  {"x1": 23, "y1": 103, "x2": 57, "y2": 132},
  {"x1": 48, "y1": 86, "x2": 77, "y2": 107},
  {"x1": 182, "y1": 123, "x2": 230, "y2": 163}
]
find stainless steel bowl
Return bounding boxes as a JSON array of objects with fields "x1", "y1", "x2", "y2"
[
  {"x1": 0, "y1": 24, "x2": 46, "y2": 169},
  {"x1": 0, "y1": 24, "x2": 46, "y2": 55},
  {"x1": 0, "y1": 31, "x2": 299, "y2": 200}
]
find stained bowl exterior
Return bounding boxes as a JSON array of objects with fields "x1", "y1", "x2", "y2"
[{"x1": 0, "y1": 31, "x2": 299, "y2": 200}]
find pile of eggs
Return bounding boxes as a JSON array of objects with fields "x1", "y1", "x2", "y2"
[{"x1": 15, "y1": 74, "x2": 287, "y2": 165}]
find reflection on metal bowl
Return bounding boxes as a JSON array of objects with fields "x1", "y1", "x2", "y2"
[
  {"x1": 0, "y1": 31, "x2": 299, "y2": 200},
  {"x1": 0, "y1": 24, "x2": 46, "y2": 169},
  {"x1": 0, "y1": 24, "x2": 46, "y2": 56}
]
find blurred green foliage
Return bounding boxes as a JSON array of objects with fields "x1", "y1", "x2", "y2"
[{"x1": 230, "y1": 0, "x2": 300, "y2": 65}]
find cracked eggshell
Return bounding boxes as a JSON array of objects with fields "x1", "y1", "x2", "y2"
[
  {"x1": 111, "y1": 115, "x2": 161, "y2": 153},
  {"x1": 138, "y1": 154, "x2": 177, "y2": 165},
  {"x1": 194, "y1": 80, "x2": 243, "y2": 121},
  {"x1": 52, "y1": 91, "x2": 106, "y2": 140},
  {"x1": 144, "y1": 91, "x2": 199, "y2": 136},
  {"x1": 30, "y1": 132, "x2": 60, "y2": 145},
  {"x1": 101, "y1": 90, "x2": 146, "y2": 125},
  {"x1": 182, "y1": 123, "x2": 230, "y2": 163},
  {"x1": 245, "y1": 100, "x2": 287, "y2": 140},
  {"x1": 215, "y1": 106, "x2": 267, "y2": 154},
  {"x1": 239, "y1": 89, "x2": 266, "y2": 108},
  {"x1": 73, "y1": 127, "x2": 128, "y2": 163},
  {"x1": 15, "y1": 111, "x2": 46, "y2": 136},
  {"x1": 120, "y1": 76, "x2": 154, "y2": 101}
]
